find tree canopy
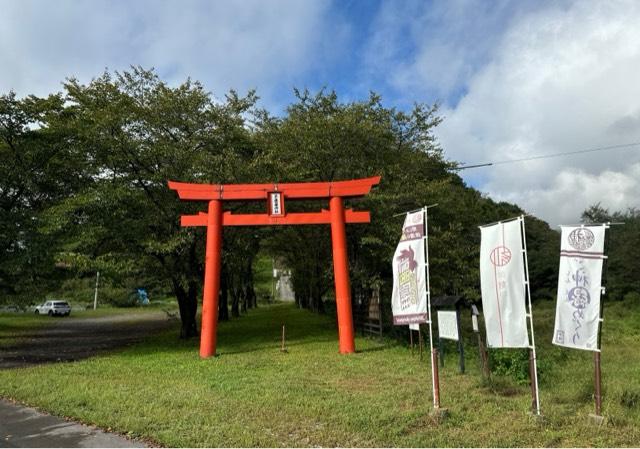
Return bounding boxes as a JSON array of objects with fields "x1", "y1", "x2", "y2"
[
  {"x1": 0, "y1": 68, "x2": 584, "y2": 337},
  {"x1": 582, "y1": 204, "x2": 640, "y2": 300}
]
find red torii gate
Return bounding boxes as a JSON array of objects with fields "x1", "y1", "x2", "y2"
[{"x1": 169, "y1": 176, "x2": 381, "y2": 358}]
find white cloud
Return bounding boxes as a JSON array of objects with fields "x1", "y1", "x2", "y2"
[
  {"x1": 0, "y1": 0, "x2": 342, "y2": 109},
  {"x1": 432, "y1": 0, "x2": 640, "y2": 224},
  {"x1": 490, "y1": 163, "x2": 640, "y2": 225},
  {"x1": 365, "y1": 0, "x2": 539, "y2": 100}
]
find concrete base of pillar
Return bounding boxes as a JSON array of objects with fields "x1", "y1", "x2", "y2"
[
  {"x1": 527, "y1": 411, "x2": 544, "y2": 424},
  {"x1": 430, "y1": 407, "x2": 450, "y2": 422},
  {"x1": 588, "y1": 413, "x2": 606, "y2": 425}
]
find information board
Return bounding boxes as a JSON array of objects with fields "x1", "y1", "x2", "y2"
[{"x1": 437, "y1": 310, "x2": 459, "y2": 341}]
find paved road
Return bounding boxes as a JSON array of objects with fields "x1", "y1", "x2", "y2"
[
  {"x1": 0, "y1": 399, "x2": 147, "y2": 448},
  {"x1": 0, "y1": 311, "x2": 173, "y2": 447}
]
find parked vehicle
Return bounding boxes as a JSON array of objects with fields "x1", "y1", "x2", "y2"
[
  {"x1": 35, "y1": 300, "x2": 71, "y2": 316},
  {"x1": 0, "y1": 305, "x2": 21, "y2": 313}
]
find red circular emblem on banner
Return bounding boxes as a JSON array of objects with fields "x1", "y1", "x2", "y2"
[{"x1": 490, "y1": 246, "x2": 512, "y2": 266}]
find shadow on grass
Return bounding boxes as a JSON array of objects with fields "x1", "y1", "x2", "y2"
[
  {"x1": 477, "y1": 376, "x2": 527, "y2": 398},
  {"x1": 0, "y1": 315, "x2": 176, "y2": 369},
  {"x1": 105, "y1": 304, "x2": 351, "y2": 361},
  {"x1": 356, "y1": 345, "x2": 388, "y2": 354},
  {"x1": 3, "y1": 304, "x2": 392, "y2": 368}
]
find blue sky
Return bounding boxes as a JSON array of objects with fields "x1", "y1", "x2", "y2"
[{"x1": 2, "y1": 0, "x2": 640, "y2": 225}]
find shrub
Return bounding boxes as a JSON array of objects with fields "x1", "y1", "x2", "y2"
[
  {"x1": 489, "y1": 349, "x2": 530, "y2": 385},
  {"x1": 620, "y1": 389, "x2": 640, "y2": 409},
  {"x1": 489, "y1": 348, "x2": 550, "y2": 386},
  {"x1": 623, "y1": 291, "x2": 640, "y2": 304}
]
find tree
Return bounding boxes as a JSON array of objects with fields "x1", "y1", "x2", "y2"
[
  {"x1": 253, "y1": 89, "x2": 560, "y2": 318},
  {"x1": 0, "y1": 92, "x2": 87, "y2": 304},
  {"x1": 45, "y1": 68, "x2": 259, "y2": 337},
  {"x1": 1, "y1": 73, "x2": 561, "y2": 341},
  {"x1": 582, "y1": 204, "x2": 640, "y2": 299}
]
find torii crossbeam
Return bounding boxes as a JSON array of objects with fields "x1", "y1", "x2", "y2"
[{"x1": 169, "y1": 176, "x2": 381, "y2": 357}]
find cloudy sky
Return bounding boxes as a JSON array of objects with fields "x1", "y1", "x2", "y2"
[{"x1": 2, "y1": 0, "x2": 639, "y2": 225}]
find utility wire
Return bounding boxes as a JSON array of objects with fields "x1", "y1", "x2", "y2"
[{"x1": 452, "y1": 141, "x2": 640, "y2": 171}]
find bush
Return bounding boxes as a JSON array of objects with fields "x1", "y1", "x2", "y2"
[
  {"x1": 489, "y1": 348, "x2": 549, "y2": 386},
  {"x1": 490, "y1": 349, "x2": 531, "y2": 385},
  {"x1": 623, "y1": 291, "x2": 640, "y2": 304},
  {"x1": 620, "y1": 389, "x2": 640, "y2": 409}
]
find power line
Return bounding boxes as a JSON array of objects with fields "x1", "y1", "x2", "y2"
[{"x1": 452, "y1": 141, "x2": 640, "y2": 171}]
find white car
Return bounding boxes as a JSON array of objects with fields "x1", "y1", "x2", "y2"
[{"x1": 35, "y1": 300, "x2": 71, "y2": 316}]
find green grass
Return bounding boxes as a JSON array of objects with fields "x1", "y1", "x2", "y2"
[
  {"x1": 0, "y1": 313, "x2": 48, "y2": 347},
  {"x1": 1, "y1": 300, "x2": 639, "y2": 447},
  {"x1": 69, "y1": 305, "x2": 171, "y2": 318}
]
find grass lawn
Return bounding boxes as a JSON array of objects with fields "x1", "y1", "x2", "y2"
[
  {"x1": 0, "y1": 313, "x2": 48, "y2": 348},
  {"x1": 1, "y1": 300, "x2": 639, "y2": 447}
]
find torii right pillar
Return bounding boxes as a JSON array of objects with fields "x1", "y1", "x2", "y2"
[{"x1": 330, "y1": 196, "x2": 356, "y2": 354}]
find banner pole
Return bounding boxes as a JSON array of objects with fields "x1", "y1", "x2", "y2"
[
  {"x1": 594, "y1": 223, "x2": 611, "y2": 417},
  {"x1": 520, "y1": 216, "x2": 541, "y2": 415},
  {"x1": 479, "y1": 213, "x2": 534, "y2": 229},
  {"x1": 410, "y1": 328, "x2": 414, "y2": 353},
  {"x1": 594, "y1": 352, "x2": 602, "y2": 416},
  {"x1": 423, "y1": 206, "x2": 440, "y2": 409}
]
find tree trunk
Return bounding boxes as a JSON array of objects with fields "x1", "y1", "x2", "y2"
[
  {"x1": 246, "y1": 261, "x2": 257, "y2": 308},
  {"x1": 249, "y1": 284, "x2": 257, "y2": 308},
  {"x1": 314, "y1": 294, "x2": 325, "y2": 313},
  {"x1": 241, "y1": 260, "x2": 251, "y2": 312},
  {"x1": 186, "y1": 281, "x2": 199, "y2": 335},
  {"x1": 219, "y1": 269, "x2": 229, "y2": 321},
  {"x1": 294, "y1": 292, "x2": 301, "y2": 308},
  {"x1": 231, "y1": 286, "x2": 240, "y2": 318},
  {"x1": 173, "y1": 279, "x2": 199, "y2": 339},
  {"x1": 241, "y1": 287, "x2": 248, "y2": 313}
]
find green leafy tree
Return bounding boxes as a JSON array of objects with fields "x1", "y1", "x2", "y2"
[
  {"x1": 45, "y1": 68, "x2": 259, "y2": 336},
  {"x1": 1, "y1": 72, "x2": 561, "y2": 342},
  {"x1": 582, "y1": 204, "x2": 640, "y2": 299},
  {"x1": 0, "y1": 92, "x2": 87, "y2": 304},
  {"x1": 253, "y1": 90, "x2": 560, "y2": 318}
]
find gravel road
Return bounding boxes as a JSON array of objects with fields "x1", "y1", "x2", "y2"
[{"x1": 0, "y1": 311, "x2": 173, "y2": 370}]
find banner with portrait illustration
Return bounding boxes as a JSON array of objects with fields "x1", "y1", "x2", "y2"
[
  {"x1": 479, "y1": 218, "x2": 529, "y2": 348},
  {"x1": 392, "y1": 211, "x2": 427, "y2": 325},
  {"x1": 553, "y1": 225, "x2": 606, "y2": 351}
]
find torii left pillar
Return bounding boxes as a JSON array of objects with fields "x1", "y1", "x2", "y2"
[
  {"x1": 200, "y1": 199, "x2": 222, "y2": 358},
  {"x1": 169, "y1": 176, "x2": 380, "y2": 358}
]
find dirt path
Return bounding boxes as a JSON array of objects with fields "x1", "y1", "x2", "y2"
[{"x1": 0, "y1": 311, "x2": 173, "y2": 370}]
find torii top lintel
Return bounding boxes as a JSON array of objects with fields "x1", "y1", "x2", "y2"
[
  {"x1": 168, "y1": 176, "x2": 380, "y2": 227},
  {"x1": 168, "y1": 176, "x2": 381, "y2": 201}
]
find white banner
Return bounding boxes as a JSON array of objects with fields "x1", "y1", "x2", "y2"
[
  {"x1": 480, "y1": 218, "x2": 529, "y2": 348},
  {"x1": 392, "y1": 211, "x2": 427, "y2": 325},
  {"x1": 553, "y1": 225, "x2": 606, "y2": 351},
  {"x1": 437, "y1": 311, "x2": 459, "y2": 341}
]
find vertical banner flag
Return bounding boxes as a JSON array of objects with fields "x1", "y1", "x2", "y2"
[
  {"x1": 553, "y1": 226, "x2": 606, "y2": 351},
  {"x1": 480, "y1": 218, "x2": 529, "y2": 348},
  {"x1": 392, "y1": 211, "x2": 427, "y2": 324}
]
